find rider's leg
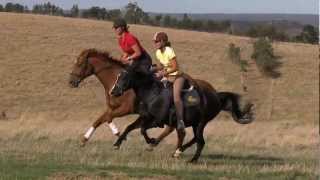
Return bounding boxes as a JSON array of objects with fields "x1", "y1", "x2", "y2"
[{"x1": 173, "y1": 76, "x2": 186, "y2": 131}]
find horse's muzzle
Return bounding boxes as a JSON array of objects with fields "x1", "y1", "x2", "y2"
[{"x1": 69, "y1": 75, "x2": 81, "y2": 88}]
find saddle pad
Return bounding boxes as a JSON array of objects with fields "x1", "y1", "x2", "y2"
[{"x1": 183, "y1": 89, "x2": 200, "y2": 107}]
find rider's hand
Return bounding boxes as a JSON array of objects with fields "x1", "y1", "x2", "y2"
[
  {"x1": 155, "y1": 70, "x2": 166, "y2": 78},
  {"x1": 123, "y1": 56, "x2": 133, "y2": 65}
]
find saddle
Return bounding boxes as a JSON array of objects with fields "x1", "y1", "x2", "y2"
[
  {"x1": 158, "y1": 73, "x2": 201, "y2": 126},
  {"x1": 161, "y1": 73, "x2": 200, "y2": 107}
]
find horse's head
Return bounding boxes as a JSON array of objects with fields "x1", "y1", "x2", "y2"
[
  {"x1": 69, "y1": 49, "x2": 119, "y2": 88},
  {"x1": 69, "y1": 50, "x2": 95, "y2": 88},
  {"x1": 110, "y1": 70, "x2": 132, "y2": 97}
]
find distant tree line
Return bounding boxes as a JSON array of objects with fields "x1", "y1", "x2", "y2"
[
  {"x1": 0, "y1": 2, "x2": 318, "y2": 44},
  {"x1": 246, "y1": 24, "x2": 319, "y2": 44}
]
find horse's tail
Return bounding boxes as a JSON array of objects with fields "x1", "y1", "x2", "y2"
[{"x1": 218, "y1": 92, "x2": 255, "y2": 124}]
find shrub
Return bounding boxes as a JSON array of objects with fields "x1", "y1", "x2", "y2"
[
  {"x1": 228, "y1": 43, "x2": 248, "y2": 72},
  {"x1": 252, "y1": 38, "x2": 281, "y2": 78}
]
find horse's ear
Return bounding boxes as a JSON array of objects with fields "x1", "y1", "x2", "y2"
[{"x1": 78, "y1": 50, "x2": 90, "y2": 65}]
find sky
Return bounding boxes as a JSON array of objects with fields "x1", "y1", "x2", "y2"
[{"x1": 0, "y1": 0, "x2": 318, "y2": 14}]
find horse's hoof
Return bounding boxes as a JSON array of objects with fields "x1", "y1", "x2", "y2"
[
  {"x1": 145, "y1": 145, "x2": 154, "y2": 151},
  {"x1": 172, "y1": 153, "x2": 181, "y2": 158},
  {"x1": 80, "y1": 137, "x2": 88, "y2": 147},
  {"x1": 149, "y1": 138, "x2": 159, "y2": 146},
  {"x1": 113, "y1": 145, "x2": 120, "y2": 150},
  {"x1": 172, "y1": 149, "x2": 182, "y2": 158},
  {"x1": 187, "y1": 159, "x2": 198, "y2": 164}
]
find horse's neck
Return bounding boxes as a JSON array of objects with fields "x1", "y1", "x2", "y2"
[
  {"x1": 134, "y1": 79, "x2": 161, "y2": 103},
  {"x1": 95, "y1": 66, "x2": 123, "y2": 92}
]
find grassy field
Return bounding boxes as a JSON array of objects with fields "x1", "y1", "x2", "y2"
[{"x1": 0, "y1": 12, "x2": 318, "y2": 179}]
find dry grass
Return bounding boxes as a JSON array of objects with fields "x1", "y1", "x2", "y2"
[{"x1": 0, "y1": 12, "x2": 318, "y2": 179}]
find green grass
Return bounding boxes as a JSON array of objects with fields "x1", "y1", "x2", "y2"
[{"x1": 0, "y1": 133, "x2": 318, "y2": 180}]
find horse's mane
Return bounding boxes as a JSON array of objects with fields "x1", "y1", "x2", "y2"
[{"x1": 78, "y1": 48, "x2": 125, "y2": 68}]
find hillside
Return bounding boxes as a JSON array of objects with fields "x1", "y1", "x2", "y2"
[{"x1": 0, "y1": 13, "x2": 318, "y2": 179}]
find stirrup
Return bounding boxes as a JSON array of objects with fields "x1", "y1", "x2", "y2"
[{"x1": 181, "y1": 85, "x2": 194, "y2": 92}]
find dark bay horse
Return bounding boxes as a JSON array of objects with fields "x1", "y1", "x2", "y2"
[{"x1": 110, "y1": 70, "x2": 255, "y2": 162}]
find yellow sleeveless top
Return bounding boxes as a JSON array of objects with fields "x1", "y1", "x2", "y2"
[{"x1": 155, "y1": 47, "x2": 179, "y2": 76}]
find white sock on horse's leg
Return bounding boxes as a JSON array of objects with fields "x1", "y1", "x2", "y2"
[
  {"x1": 107, "y1": 122, "x2": 119, "y2": 135},
  {"x1": 173, "y1": 149, "x2": 182, "y2": 157},
  {"x1": 84, "y1": 127, "x2": 95, "y2": 139}
]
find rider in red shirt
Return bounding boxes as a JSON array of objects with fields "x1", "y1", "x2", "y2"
[{"x1": 113, "y1": 18, "x2": 151, "y2": 75}]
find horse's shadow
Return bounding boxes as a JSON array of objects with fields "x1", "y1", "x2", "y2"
[{"x1": 196, "y1": 153, "x2": 285, "y2": 166}]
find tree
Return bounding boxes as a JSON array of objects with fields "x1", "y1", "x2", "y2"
[
  {"x1": 154, "y1": 14, "x2": 163, "y2": 26},
  {"x1": 108, "y1": 9, "x2": 121, "y2": 20},
  {"x1": 228, "y1": 43, "x2": 248, "y2": 91},
  {"x1": 179, "y1": 14, "x2": 192, "y2": 29},
  {"x1": 163, "y1": 15, "x2": 172, "y2": 27},
  {"x1": 5, "y1": 3, "x2": 25, "y2": 13},
  {"x1": 141, "y1": 13, "x2": 151, "y2": 25},
  {"x1": 70, "y1": 4, "x2": 79, "y2": 17},
  {"x1": 252, "y1": 38, "x2": 281, "y2": 78},
  {"x1": 124, "y1": 2, "x2": 145, "y2": 24},
  {"x1": 206, "y1": 20, "x2": 218, "y2": 32},
  {"x1": 247, "y1": 24, "x2": 289, "y2": 42},
  {"x1": 295, "y1": 25, "x2": 319, "y2": 44},
  {"x1": 32, "y1": 2, "x2": 63, "y2": 16},
  {"x1": 0, "y1": 4, "x2": 3, "y2": 12}
]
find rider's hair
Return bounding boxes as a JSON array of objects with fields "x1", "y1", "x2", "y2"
[{"x1": 153, "y1": 32, "x2": 171, "y2": 47}]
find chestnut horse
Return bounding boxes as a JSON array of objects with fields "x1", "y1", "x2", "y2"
[{"x1": 69, "y1": 48, "x2": 160, "y2": 146}]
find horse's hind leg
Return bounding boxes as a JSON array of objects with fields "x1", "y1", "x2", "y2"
[
  {"x1": 180, "y1": 126, "x2": 197, "y2": 152},
  {"x1": 172, "y1": 125, "x2": 199, "y2": 158},
  {"x1": 172, "y1": 128, "x2": 186, "y2": 158},
  {"x1": 189, "y1": 121, "x2": 208, "y2": 163},
  {"x1": 113, "y1": 116, "x2": 144, "y2": 149}
]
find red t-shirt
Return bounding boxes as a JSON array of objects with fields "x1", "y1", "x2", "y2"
[{"x1": 118, "y1": 32, "x2": 144, "y2": 56}]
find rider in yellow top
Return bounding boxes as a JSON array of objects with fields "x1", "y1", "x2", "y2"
[{"x1": 153, "y1": 32, "x2": 186, "y2": 133}]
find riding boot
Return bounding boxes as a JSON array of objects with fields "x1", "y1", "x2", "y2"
[{"x1": 177, "y1": 119, "x2": 185, "y2": 131}]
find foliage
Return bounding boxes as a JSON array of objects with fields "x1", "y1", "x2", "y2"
[
  {"x1": 228, "y1": 43, "x2": 248, "y2": 72},
  {"x1": 107, "y1": 9, "x2": 122, "y2": 21},
  {"x1": 124, "y1": 2, "x2": 148, "y2": 24},
  {"x1": 252, "y1": 38, "x2": 282, "y2": 78},
  {"x1": 4, "y1": 2, "x2": 25, "y2": 13},
  {"x1": 32, "y1": 2, "x2": 64, "y2": 16},
  {"x1": 70, "y1": 4, "x2": 79, "y2": 17},
  {"x1": 295, "y1": 25, "x2": 319, "y2": 44},
  {"x1": 0, "y1": 4, "x2": 3, "y2": 12},
  {"x1": 247, "y1": 24, "x2": 289, "y2": 42},
  {"x1": 82, "y1": 6, "x2": 108, "y2": 20},
  {"x1": 154, "y1": 14, "x2": 163, "y2": 26}
]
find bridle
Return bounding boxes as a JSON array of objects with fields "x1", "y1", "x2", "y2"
[{"x1": 70, "y1": 57, "x2": 113, "y2": 79}]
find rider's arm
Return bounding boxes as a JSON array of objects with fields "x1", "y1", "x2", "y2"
[
  {"x1": 163, "y1": 57, "x2": 178, "y2": 76},
  {"x1": 126, "y1": 44, "x2": 142, "y2": 61}
]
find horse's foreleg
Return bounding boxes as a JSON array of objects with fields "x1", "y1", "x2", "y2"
[
  {"x1": 81, "y1": 110, "x2": 113, "y2": 147},
  {"x1": 113, "y1": 116, "x2": 144, "y2": 148},
  {"x1": 105, "y1": 103, "x2": 135, "y2": 136},
  {"x1": 140, "y1": 120, "x2": 158, "y2": 144},
  {"x1": 150, "y1": 125, "x2": 175, "y2": 147}
]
